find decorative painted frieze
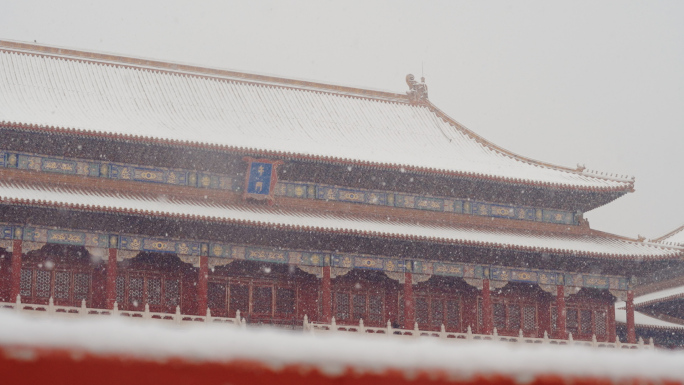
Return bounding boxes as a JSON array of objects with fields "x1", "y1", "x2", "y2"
[
  {"x1": 1, "y1": 150, "x2": 578, "y2": 225},
  {"x1": 0, "y1": 223, "x2": 628, "y2": 292}
]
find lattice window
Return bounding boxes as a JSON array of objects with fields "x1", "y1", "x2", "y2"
[
  {"x1": 523, "y1": 306, "x2": 536, "y2": 331},
  {"x1": 129, "y1": 277, "x2": 143, "y2": 307},
  {"x1": 252, "y1": 286, "x2": 272, "y2": 314},
  {"x1": 493, "y1": 303, "x2": 506, "y2": 330},
  {"x1": 580, "y1": 310, "x2": 592, "y2": 335},
  {"x1": 165, "y1": 279, "x2": 180, "y2": 307},
  {"x1": 147, "y1": 278, "x2": 161, "y2": 305},
  {"x1": 334, "y1": 292, "x2": 349, "y2": 320},
  {"x1": 551, "y1": 307, "x2": 557, "y2": 332},
  {"x1": 73, "y1": 273, "x2": 90, "y2": 302},
  {"x1": 276, "y1": 288, "x2": 295, "y2": 315},
  {"x1": 36, "y1": 270, "x2": 51, "y2": 298},
  {"x1": 508, "y1": 304, "x2": 521, "y2": 330},
  {"x1": 230, "y1": 284, "x2": 249, "y2": 314},
  {"x1": 446, "y1": 300, "x2": 459, "y2": 328},
  {"x1": 369, "y1": 295, "x2": 383, "y2": 322},
  {"x1": 208, "y1": 282, "x2": 226, "y2": 311},
  {"x1": 54, "y1": 271, "x2": 70, "y2": 299},
  {"x1": 595, "y1": 311, "x2": 607, "y2": 336},
  {"x1": 431, "y1": 299, "x2": 444, "y2": 327},
  {"x1": 20, "y1": 269, "x2": 32, "y2": 297},
  {"x1": 115, "y1": 276, "x2": 125, "y2": 304},
  {"x1": 416, "y1": 297, "x2": 429, "y2": 324},
  {"x1": 353, "y1": 294, "x2": 366, "y2": 320},
  {"x1": 477, "y1": 300, "x2": 483, "y2": 328}
]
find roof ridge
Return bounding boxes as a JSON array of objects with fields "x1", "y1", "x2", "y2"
[
  {"x1": 653, "y1": 224, "x2": 684, "y2": 244},
  {"x1": 0, "y1": 39, "x2": 407, "y2": 103}
]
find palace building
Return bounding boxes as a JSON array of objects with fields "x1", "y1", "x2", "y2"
[{"x1": 0, "y1": 40, "x2": 682, "y2": 347}]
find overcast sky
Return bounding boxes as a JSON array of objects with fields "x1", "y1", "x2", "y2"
[{"x1": 1, "y1": 0, "x2": 682, "y2": 239}]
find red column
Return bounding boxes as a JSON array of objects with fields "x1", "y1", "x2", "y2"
[
  {"x1": 608, "y1": 301, "x2": 617, "y2": 342},
  {"x1": 555, "y1": 285, "x2": 566, "y2": 339},
  {"x1": 481, "y1": 279, "x2": 493, "y2": 334},
  {"x1": 322, "y1": 266, "x2": 332, "y2": 323},
  {"x1": 403, "y1": 272, "x2": 415, "y2": 329},
  {"x1": 626, "y1": 290, "x2": 636, "y2": 344},
  {"x1": 9, "y1": 240, "x2": 22, "y2": 302},
  {"x1": 105, "y1": 248, "x2": 118, "y2": 309},
  {"x1": 197, "y1": 256, "x2": 208, "y2": 316}
]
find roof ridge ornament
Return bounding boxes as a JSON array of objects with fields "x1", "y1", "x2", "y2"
[{"x1": 406, "y1": 74, "x2": 428, "y2": 104}]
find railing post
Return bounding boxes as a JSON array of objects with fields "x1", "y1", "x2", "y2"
[
  {"x1": 649, "y1": 337, "x2": 654, "y2": 349},
  {"x1": 568, "y1": 332, "x2": 573, "y2": 342},
  {"x1": 386, "y1": 320, "x2": 392, "y2": 336},
  {"x1": 303, "y1": 315, "x2": 309, "y2": 332},
  {"x1": 15, "y1": 295, "x2": 21, "y2": 313},
  {"x1": 143, "y1": 303, "x2": 150, "y2": 320},
  {"x1": 236, "y1": 310, "x2": 241, "y2": 326},
  {"x1": 518, "y1": 329, "x2": 524, "y2": 344},
  {"x1": 592, "y1": 334, "x2": 597, "y2": 347},
  {"x1": 112, "y1": 302, "x2": 119, "y2": 317},
  {"x1": 638, "y1": 337, "x2": 644, "y2": 347},
  {"x1": 466, "y1": 325, "x2": 473, "y2": 341},
  {"x1": 175, "y1": 305, "x2": 181, "y2": 325},
  {"x1": 440, "y1": 324, "x2": 446, "y2": 339},
  {"x1": 414, "y1": 321, "x2": 420, "y2": 338},
  {"x1": 616, "y1": 336, "x2": 622, "y2": 349},
  {"x1": 206, "y1": 308, "x2": 212, "y2": 323},
  {"x1": 331, "y1": 316, "x2": 337, "y2": 331},
  {"x1": 543, "y1": 330, "x2": 549, "y2": 345},
  {"x1": 240, "y1": 317, "x2": 246, "y2": 329},
  {"x1": 80, "y1": 299, "x2": 87, "y2": 316},
  {"x1": 493, "y1": 327, "x2": 498, "y2": 337}
]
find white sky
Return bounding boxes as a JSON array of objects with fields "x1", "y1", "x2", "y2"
[{"x1": 1, "y1": 0, "x2": 682, "y2": 239}]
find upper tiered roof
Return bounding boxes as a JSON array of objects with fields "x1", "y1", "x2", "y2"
[{"x1": 0, "y1": 40, "x2": 633, "y2": 194}]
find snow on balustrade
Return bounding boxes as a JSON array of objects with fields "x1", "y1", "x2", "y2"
[
  {"x1": 2, "y1": 297, "x2": 651, "y2": 350},
  {"x1": 0, "y1": 303, "x2": 680, "y2": 384}
]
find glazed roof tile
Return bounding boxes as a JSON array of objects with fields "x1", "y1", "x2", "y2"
[
  {"x1": 0, "y1": 181, "x2": 678, "y2": 260},
  {"x1": 0, "y1": 41, "x2": 633, "y2": 192}
]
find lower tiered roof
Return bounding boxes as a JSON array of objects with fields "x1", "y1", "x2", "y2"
[{"x1": 0, "y1": 180, "x2": 679, "y2": 261}]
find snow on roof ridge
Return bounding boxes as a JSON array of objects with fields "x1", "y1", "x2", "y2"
[
  {"x1": 653, "y1": 224, "x2": 684, "y2": 246},
  {"x1": 0, "y1": 39, "x2": 406, "y2": 102}
]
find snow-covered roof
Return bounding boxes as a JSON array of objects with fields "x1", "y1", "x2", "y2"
[
  {"x1": 0, "y1": 40, "x2": 633, "y2": 193},
  {"x1": 1, "y1": 311, "x2": 682, "y2": 381},
  {"x1": 654, "y1": 225, "x2": 684, "y2": 247},
  {"x1": 614, "y1": 302, "x2": 684, "y2": 330},
  {"x1": 615, "y1": 286, "x2": 684, "y2": 330},
  {"x1": 0, "y1": 181, "x2": 679, "y2": 260}
]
